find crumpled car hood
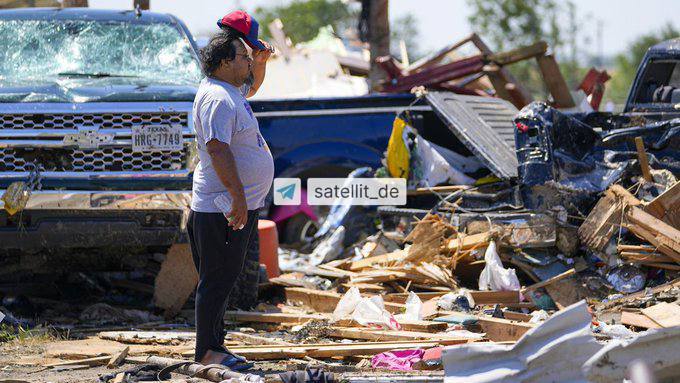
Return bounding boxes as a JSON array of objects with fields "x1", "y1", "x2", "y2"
[{"x1": 0, "y1": 77, "x2": 197, "y2": 103}]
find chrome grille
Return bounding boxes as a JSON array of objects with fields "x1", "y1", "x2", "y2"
[
  {"x1": 0, "y1": 146, "x2": 187, "y2": 172},
  {"x1": 0, "y1": 113, "x2": 188, "y2": 130}
]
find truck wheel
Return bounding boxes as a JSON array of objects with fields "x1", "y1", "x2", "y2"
[{"x1": 226, "y1": 228, "x2": 260, "y2": 310}]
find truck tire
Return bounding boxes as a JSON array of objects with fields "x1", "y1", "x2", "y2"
[{"x1": 226, "y1": 228, "x2": 260, "y2": 310}]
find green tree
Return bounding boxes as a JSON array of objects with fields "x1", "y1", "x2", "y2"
[
  {"x1": 391, "y1": 14, "x2": 421, "y2": 63},
  {"x1": 466, "y1": 0, "x2": 581, "y2": 99},
  {"x1": 606, "y1": 24, "x2": 679, "y2": 105},
  {"x1": 253, "y1": 0, "x2": 354, "y2": 45}
]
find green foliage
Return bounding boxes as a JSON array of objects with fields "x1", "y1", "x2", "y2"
[
  {"x1": 466, "y1": 0, "x2": 580, "y2": 99},
  {"x1": 253, "y1": 0, "x2": 354, "y2": 45},
  {"x1": 391, "y1": 14, "x2": 422, "y2": 62},
  {"x1": 467, "y1": 0, "x2": 563, "y2": 51},
  {"x1": 606, "y1": 24, "x2": 679, "y2": 104}
]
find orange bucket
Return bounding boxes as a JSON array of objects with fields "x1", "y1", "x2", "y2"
[{"x1": 257, "y1": 219, "x2": 279, "y2": 278}]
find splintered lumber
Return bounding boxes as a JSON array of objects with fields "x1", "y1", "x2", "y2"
[
  {"x1": 620, "y1": 311, "x2": 661, "y2": 329},
  {"x1": 403, "y1": 214, "x2": 452, "y2": 263},
  {"x1": 634, "y1": 137, "x2": 653, "y2": 182},
  {"x1": 180, "y1": 340, "x2": 444, "y2": 359},
  {"x1": 641, "y1": 302, "x2": 680, "y2": 328},
  {"x1": 107, "y1": 346, "x2": 129, "y2": 368},
  {"x1": 645, "y1": 181, "x2": 680, "y2": 228},
  {"x1": 285, "y1": 287, "x2": 405, "y2": 314},
  {"x1": 579, "y1": 185, "x2": 642, "y2": 251},
  {"x1": 536, "y1": 54, "x2": 575, "y2": 108},
  {"x1": 224, "y1": 311, "x2": 326, "y2": 324},
  {"x1": 521, "y1": 269, "x2": 576, "y2": 294},
  {"x1": 445, "y1": 232, "x2": 491, "y2": 253},
  {"x1": 326, "y1": 327, "x2": 471, "y2": 344},
  {"x1": 625, "y1": 205, "x2": 680, "y2": 262},
  {"x1": 44, "y1": 355, "x2": 113, "y2": 368},
  {"x1": 348, "y1": 249, "x2": 407, "y2": 271}
]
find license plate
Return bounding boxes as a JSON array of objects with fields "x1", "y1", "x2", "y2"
[{"x1": 132, "y1": 125, "x2": 183, "y2": 152}]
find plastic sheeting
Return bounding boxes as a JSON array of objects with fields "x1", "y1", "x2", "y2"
[{"x1": 442, "y1": 301, "x2": 602, "y2": 383}]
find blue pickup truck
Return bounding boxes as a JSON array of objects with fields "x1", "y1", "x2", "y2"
[{"x1": 0, "y1": 8, "x2": 446, "y2": 257}]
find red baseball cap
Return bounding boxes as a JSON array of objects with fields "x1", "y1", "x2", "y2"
[{"x1": 217, "y1": 10, "x2": 266, "y2": 51}]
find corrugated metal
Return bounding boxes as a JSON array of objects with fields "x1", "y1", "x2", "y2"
[{"x1": 426, "y1": 92, "x2": 519, "y2": 179}]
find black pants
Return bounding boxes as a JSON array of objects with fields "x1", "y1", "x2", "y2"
[{"x1": 187, "y1": 209, "x2": 259, "y2": 362}]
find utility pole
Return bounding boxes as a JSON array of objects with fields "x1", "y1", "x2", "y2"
[
  {"x1": 367, "y1": 0, "x2": 390, "y2": 92},
  {"x1": 133, "y1": 0, "x2": 149, "y2": 10},
  {"x1": 62, "y1": 0, "x2": 88, "y2": 7}
]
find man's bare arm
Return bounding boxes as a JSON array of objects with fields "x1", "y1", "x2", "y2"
[
  {"x1": 246, "y1": 40, "x2": 272, "y2": 98},
  {"x1": 206, "y1": 139, "x2": 248, "y2": 228}
]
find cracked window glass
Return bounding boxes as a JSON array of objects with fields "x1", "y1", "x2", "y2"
[{"x1": 0, "y1": 20, "x2": 202, "y2": 85}]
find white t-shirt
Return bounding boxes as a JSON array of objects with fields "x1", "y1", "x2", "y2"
[{"x1": 190, "y1": 77, "x2": 274, "y2": 212}]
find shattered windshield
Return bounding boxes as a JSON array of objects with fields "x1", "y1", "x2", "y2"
[{"x1": 0, "y1": 19, "x2": 202, "y2": 85}]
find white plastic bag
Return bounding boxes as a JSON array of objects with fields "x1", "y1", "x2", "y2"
[
  {"x1": 412, "y1": 135, "x2": 475, "y2": 187},
  {"x1": 331, "y1": 286, "x2": 361, "y2": 322},
  {"x1": 352, "y1": 295, "x2": 401, "y2": 330},
  {"x1": 395, "y1": 291, "x2": 423, "y2": 322},
  {"x1": 478, "y1": 241, "x2": 520, "y2": 291}
]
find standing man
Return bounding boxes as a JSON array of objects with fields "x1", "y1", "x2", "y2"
[{"x1": 188, "y1": 11, "x2": 273, "y2": 368}]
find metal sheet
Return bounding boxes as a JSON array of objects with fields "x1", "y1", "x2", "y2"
[{"x1": 425, "y1": 92, "x2": 519, "y2": 179}]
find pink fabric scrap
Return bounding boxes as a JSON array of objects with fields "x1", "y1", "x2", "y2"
[{"x1": 371, "y1": 349, "x2": 425, "y2": 371}]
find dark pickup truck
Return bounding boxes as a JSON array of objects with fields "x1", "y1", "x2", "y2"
[
  {"x1": 514, "y1": 38, "x2": 680, "y2": 213},
  {"x1": 0, "y1": 8, "x2": 439, "y2": 260}
]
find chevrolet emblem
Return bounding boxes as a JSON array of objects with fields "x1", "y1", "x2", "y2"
[{"x1": 62, "y1": 125, "x2": 114, "y2": 150}]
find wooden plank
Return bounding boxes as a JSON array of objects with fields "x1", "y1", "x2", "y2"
[
  {"x1": 645, "y1": 182, "x2": 680, "y2": 228},
  {"x1": 536, "y1": 54, "x2": 575, "y2": 108},
  {"x1": 153, "y1": 243, "x2": 198, "y2": 317},
  {"x1": 475, "y1": 316, "x2": 535, "y2": 342},
  {"x1": 620, "y1": 311, "x2": 661, "y2": 329},
  {"x1": 284, "y1": 287, "x2": 405, "y2": 314},
  {"x1": 579, "y1": 185, "x2": 642, "y2": 251},
  {"x1": 445, "y1": 232, "x2": 491, "y2": 252},
  {"x1": 487, "y1": 41, "x2": 548, "y2": 66},
  {"x1": 641, "y1": 302, "x2": 680, "y2": 328},
  {"x1": 634, "y1": 137, "x2": 653, "y2": 182},
  {"x1": 470, "y1": 290, "x2": 520, "y2": 305},
  {"x1": 502, "y1": 311, "x2": 532, "y2": 322},
  {"x1": 348, "y1": 250, "x2": 407, "y2": 271},
  {"x1": 45, "y1": 355, "x2": 112, "y2": 368},
  {"x1": 107, "y1": 346, "x2": 129, "y2": 369},
  {"x1": 180, "y1": 340, "x2": 444, "y2": 359},
  {"x1": 326, "y1": 327, "x2": 471, "y2": 344},
  {"x1": 334, "y1": 318, "x2": 447, "y2": 333},
  {"x1": 625, "y1": 207, "x2": 680, "y2": 261},
  {"x1": 521, "y1": 269, "x2": 576, "y2": 294},
  {"x1": 384, "y1": 291, "x2": 520, "y2": 306},
  {"x1": 227, "y1": 332, "x2": 294, "y2": 346},
  {"x1": 470, "y1": 33, "x2": 532, "y2": 108},
  {"x1": 224, "y1": 311, "x2": 326, "y2": 324},
  {"x1": 438, "y1": 311, "x2": 534, "y2": 342}
]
